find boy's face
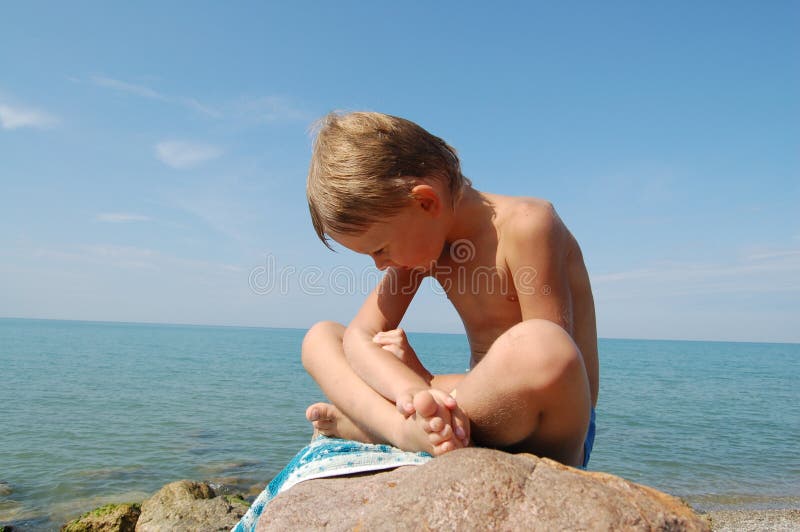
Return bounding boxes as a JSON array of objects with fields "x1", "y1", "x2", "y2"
[{"x1": 330, "y1": 194, "x2": 448, "y2": 272}]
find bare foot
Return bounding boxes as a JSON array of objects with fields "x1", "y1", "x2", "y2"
[
  {"x1": 395, "y1": 390, "x2": 464, "y2": 456},
  {"x1": 305, "y1": 403, "x2": 378, "y2": 443}
]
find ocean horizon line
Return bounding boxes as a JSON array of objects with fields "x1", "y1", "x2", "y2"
[{"x1": 2, "y1": 315, "x2": 798, "y2": 346}]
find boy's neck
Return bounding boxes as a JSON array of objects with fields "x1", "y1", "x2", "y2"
[{"x1": 445, "y1": 185, "x2": 494, "y2": 243}]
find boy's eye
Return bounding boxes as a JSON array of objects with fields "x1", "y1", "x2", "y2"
[{"x1": 373, "y1": 248, "x2": 384, "y2": 256}]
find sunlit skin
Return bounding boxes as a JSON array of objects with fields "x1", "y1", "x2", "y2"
[{"x1": 302, "y1": 179, "x2": 598, "y2": 464}]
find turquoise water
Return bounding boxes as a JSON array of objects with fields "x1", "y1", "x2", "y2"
[{"x1": 1, "y1": 318, "x2": 799, "y2": 529}]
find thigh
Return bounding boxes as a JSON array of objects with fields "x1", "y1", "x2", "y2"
[
  {"x1": 430, "y1": 373, "x2": 466, "y2": 394},
  {"x1": 453, "y1": 320, "x2": 591, "y2": 464}
]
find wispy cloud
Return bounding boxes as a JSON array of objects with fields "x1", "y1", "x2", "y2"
[
  {"x1": 171, "y1": 191, "x2": 248, "y2": 242},
  {"x1": 31, "y1": 243, "x2": 242, "y2": 274},
  {"x1": 89, "y1": 75, "x2": 222, "y2": 118},
  {"x1": 99, "y1": 245, "x2": 244, "y2": 273},
  {"x1": 0, "y1": 103, "x2": 58, "y2": 130},
  {"x1": 744, "y1": 249, "x2": 800, "y2": 261},
  {"x1": 90, "y1": 75, "x2": 163, "y2": 99},
  {"x1": 87, "y1": 74, "x2": 312, "y2": 123},
  {"x1": 95, "y1": 213, "x2": 152, "y2": 223},
  {"x1": 232, "y1": 95, "x2": 313, "y2": 123},
  {"x1": 34, "y1": 244, "x2": 158, "y2": 270},
  {"x1": 155, "y1": 140, "x2": 223, "y2": 169},
  {"x1": 591, "y1": 247, "x2": 800, "y2": 299}
]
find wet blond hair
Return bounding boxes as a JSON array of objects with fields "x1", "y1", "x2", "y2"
[{"x1": 307, "y1": 111, "x2": 470, "y2": 249}]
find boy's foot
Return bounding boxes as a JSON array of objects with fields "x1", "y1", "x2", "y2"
[
  {"x1": 399, "y1": 390, "x2": 464, "y2": 456},
  {"x1": 305, "y1": 403, "x2": 378, "y2": 443}
]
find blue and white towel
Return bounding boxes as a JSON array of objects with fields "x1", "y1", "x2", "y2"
[{"x1": 232, "y1": 436, "x2": 432, "y2": 532}]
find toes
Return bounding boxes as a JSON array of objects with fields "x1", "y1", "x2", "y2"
[
  {"x1": 427, "y1": 417, "x2": 444, "y2": 433},
  {"x1": 306, "y1": 403, "x2": 336, "y2": 422},
  {"x1": 312, "y1": 418, "x2": 329, "y2": 429},
  {"x1": 433, "y1": 440, "x2": 456, "y2": 456},
  {"x1": 428, "y1": 424, "x2": 454, "y2": 445},
  {"x1": 412, "y1": 392, "x2": 438, "y2": 418}
]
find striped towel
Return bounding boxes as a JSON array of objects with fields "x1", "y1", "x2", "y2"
[{"x1": 232, "y1": 436, "x2": 431, "y2": 532}]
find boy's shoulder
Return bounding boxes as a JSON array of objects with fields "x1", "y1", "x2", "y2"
[{"x1": 487, "y1": 193, "x2": 564, "y2": 244}]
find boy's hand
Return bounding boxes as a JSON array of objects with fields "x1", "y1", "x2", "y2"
[
  {"x1": 373, "y1": 328, "x2": 433, "y2": 399},
  {"x1": 372, "y1": 328, "x2": 416, "y2": 363},
  {"x1": 448, "y1": 400, "x2": 471, "y2": 447}
]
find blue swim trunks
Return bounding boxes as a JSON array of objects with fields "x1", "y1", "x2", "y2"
[{"x1": 580, "y1": 408, "x2": 596, "y2": 469}]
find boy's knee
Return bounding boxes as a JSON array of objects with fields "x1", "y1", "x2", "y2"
[
  {"x1": 494, "y1": 319, "x2": 584, "y2": 388},
  {"x1": 301, "y1": 321, "x2": 344, "y2": 370}
]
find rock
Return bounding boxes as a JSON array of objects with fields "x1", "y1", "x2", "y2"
[
  {"x1": 257, "y1": 447, "x2": 709, "y2": 531},
  {"x1": 134, "y1": 480, "x2": 248, "y2": 532},
  {"x1": 0, "y1": 481, "x2": 12, "y2": 496},
  {"x1": 61, "y1": 503, "x2": 141, "y2": 532}
]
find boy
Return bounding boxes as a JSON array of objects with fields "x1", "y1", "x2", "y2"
[{"x1": 302, "y1": 112, "x2": 598, "y2": 468}]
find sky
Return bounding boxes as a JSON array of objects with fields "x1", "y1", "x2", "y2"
[{"x1": 1, "y1": 2, "x2": 798, "y2": 342}]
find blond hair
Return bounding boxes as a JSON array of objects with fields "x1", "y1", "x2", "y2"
[{"x1": 307, "y1": 111, "x2": 470, "y2": 248}]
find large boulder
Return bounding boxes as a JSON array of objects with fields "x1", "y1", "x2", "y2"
[
  {"x1": 257, "y1": 447, "x2": 709, "y2": 531},
  {"x1": 134, "y1": 480, "x2": 248, "y2": 532}
]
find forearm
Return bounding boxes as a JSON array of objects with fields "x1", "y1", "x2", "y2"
[{"x1": 342, "y1": 325, "x2": 430, "y2": 401}]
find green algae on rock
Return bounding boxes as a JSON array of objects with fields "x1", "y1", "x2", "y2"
[{"x1": 60, "y1": 502, "x2": 141, "y2": 532}]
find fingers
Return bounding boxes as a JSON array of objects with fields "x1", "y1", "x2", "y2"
[
  {"x1": 373, "y1": 331, "x2": 405, "y2": 358},
  {"x1": 372, "y1": 329, "x2": 408, "y2": 349},
  {"x1": 378, "y1": 343, "x2": 404, "y2": 358},
  {"x1": 451, "y1": 410, "x2": 470, "y2": 446}
]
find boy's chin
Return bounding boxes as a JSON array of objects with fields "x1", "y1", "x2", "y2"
[{"x1": 403, "y1": 261, "x2": 437, "y2": 274}]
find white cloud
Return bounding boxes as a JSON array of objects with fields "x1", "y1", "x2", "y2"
[
  {"x1": 155, "y1": 140, "x2": 223, "y2": 169},
  {"x1": 95, "y1": 213, "x2": 152, "y2": 223},
  {"x1": 89, "y1": 75, "x2": 222, "y2": 117},
  {"x1": 90, "y1": 75, "x2": 164, "y2": 100},
  {"x1": 0, "y1": 103, "x2": 58, "y2": 130}
]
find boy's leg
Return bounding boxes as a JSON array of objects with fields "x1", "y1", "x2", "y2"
[
  {"x1": 302, "y1": 321, "x2": 395, "y2": 443},
  {"x1": 301, "y1": 321, "x2": 460, "y2": 453},
  {"x1": 453, "y1": 319, "x2": 592, "y2": 466}
]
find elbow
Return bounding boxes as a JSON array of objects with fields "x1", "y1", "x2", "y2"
[{"x1": 341, "y1": 324, "x2": 367, "y2": 362}]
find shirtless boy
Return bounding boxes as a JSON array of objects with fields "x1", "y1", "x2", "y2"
[{"x1": 302, "y1": 112, "x2": 599, "y2": 468}]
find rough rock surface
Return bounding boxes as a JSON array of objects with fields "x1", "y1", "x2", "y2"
[
  {"x1": 134, "y1": 480, "x2": 247, "y2": 532},
  {"x1": 257, "y1": 447, "x2": 709, "y2": 531},
  {"x1": 61, "y1": 503, "x2": 141, "y2": 532}
]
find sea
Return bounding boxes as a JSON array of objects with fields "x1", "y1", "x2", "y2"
[{"x1": 1, "y1": 317, "x2": 799, "y2": 530}]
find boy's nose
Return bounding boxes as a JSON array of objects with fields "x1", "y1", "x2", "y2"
[{"x1": 373, "y1": 257, "x2": 396, "y2": 271}]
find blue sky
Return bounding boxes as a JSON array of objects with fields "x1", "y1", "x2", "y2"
[{"x1": 1, "y1": 2, "x2": 798, "y2": 342}]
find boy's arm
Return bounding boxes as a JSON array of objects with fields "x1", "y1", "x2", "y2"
[
  {"x1": 342, "y1": 267, "x2": 432, "y2": 404},
  {"x1": 505, "y1": 202, "x2": 574, "y2": 330}
]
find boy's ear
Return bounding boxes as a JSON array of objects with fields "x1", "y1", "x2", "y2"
[{"x1": 410, "y1": 184, "x2": 441, "y2": 217}]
